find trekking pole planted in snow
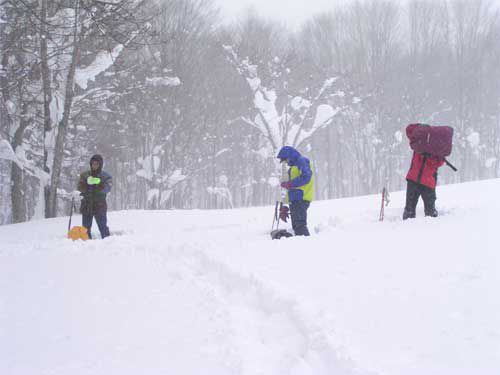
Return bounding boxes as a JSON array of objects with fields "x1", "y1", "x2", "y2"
[
  {"x1": 68, "y1": 197, "x2": 74, "y2": 232},
  {"x1": 67, "y1": 195, "x2": 89, "y2": 241},
  {"x1": 379, "y1": 187, "x2": 390, "y2": 222},
  {"x1": 270, "y1": 161, "x2": 293, "y2": 240},
  {"x1": 271, "y1": 200, "x2": 279, "y2": 232}
]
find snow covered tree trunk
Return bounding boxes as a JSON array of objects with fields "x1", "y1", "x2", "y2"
[
  {"x1": 10, "y1": 103, "x2": 31, "y2": 223},
  {"x1": 10, "y1": 164, "x2": 25, "y2": 223},
  {"x1": 0, "y1": 13, "x2": 15, "y2": 223},
  {"x1": 40, "y1": 0, "x2": 52, "y2": 218},
  {"x1": 1, "y1": 9, "x2": 32, "y2": 223},
  {"x1": 47, "y1": 2, "x2": 81, "y2": 218}
]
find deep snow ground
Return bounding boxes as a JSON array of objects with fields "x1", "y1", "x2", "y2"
[{"x1": 1, "y1": 179, "x2": 499, "y2": 375}]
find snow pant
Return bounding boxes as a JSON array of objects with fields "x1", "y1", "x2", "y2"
[
  {"x1": 82, "y1": 212, "x2": 110, "y2": 239},
  {"x1": 403, "y1": 180, "x2": 438, "y2": 220},
  {"x1": 290, "y1": 200, "x2": 310, "y2": 236},
  {"x1": 81, "y1": 198, "x2": 110, "y2": 239}
]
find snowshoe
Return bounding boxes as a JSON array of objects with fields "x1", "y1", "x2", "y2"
[{"x1": 270, "y1": 229, "x2": 293, "y2": 240}]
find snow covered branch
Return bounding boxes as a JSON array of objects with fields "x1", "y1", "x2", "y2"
[{"x1": 223, "y1": 44, "x2": 343, "y2": 155}]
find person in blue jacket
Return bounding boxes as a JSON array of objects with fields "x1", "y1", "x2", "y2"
[
  {"x1": 77, "y1": 154, "x2": 113, "y2": 239},
  {"x1": 276, "y1": 146, "x2": 314, "y2": 236}
]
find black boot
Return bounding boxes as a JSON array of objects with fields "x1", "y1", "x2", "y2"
[
  {"x1": 294, "y1": 225, "x2": 310, "y2": 236},
  {"x1": 424, "y1": 208, "x2": 438, "y2": 217},
  {"x1": 403, "y1": 209, "x2": 416, "y2": 220}
]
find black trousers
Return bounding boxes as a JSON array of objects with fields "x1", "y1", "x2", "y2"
[
  {"x1": 82, "y1": 213, "x2": 110, "y2": 239},
  {"x1": 81, "y1": 198, "x2": 110, "y2": 238},
  {"x1": 290, "y1": 200, "x2": 310, "y2": 236},
  {"x1": 403, "y1": 180, "x2": 438, "y2": 219}
]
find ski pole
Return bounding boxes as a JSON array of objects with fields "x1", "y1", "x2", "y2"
[
  {"x1": 271, "y1": 200, "x2": 279, "y2": 231},
  {"x1": 379, "y1": 188, "x2": 385, "y2": 221},
  {"x1": 68, "y1": 197, "x2": 74, "y2": 232},
  {"x1": 379, "y1": 187, "x2": 390, "y2": 222},
  {"x1": 444, "y1": 158, "x2": 458, "y2": 172},
  {"x1": 276, "y1": 201, "x2": 283, "y2": 228}
]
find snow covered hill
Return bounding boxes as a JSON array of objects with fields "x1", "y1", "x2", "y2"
[{"x1": 1, "y1": 179, "x2": 499, "y2": 375}]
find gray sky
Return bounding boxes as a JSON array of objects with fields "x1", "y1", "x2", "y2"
[
  {"x1": 214, "y1": 0, "x2": 347, "y2": 28},
  {"x1": 215, "y1": 0, "x2": 500, "y2": 29}
]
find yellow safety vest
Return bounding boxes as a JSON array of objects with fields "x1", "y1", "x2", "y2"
[{"x1": 287, "y1": 161, "x2": 314, "y2": 202}]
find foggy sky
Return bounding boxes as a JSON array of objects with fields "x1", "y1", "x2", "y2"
[
  {"x1": 215, "y1": 0, "x2": 500, "y2": 29},
  {"x1": 214, "y1": 0, "x2": 349, "y2": 28}
]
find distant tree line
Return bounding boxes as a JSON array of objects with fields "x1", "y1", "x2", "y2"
[{"x1": 1, "y1": 0, "x2": 500, "y2": 224}]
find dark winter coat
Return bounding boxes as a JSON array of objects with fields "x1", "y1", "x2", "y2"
[
  {"x1": 406, "y1": 152, "x2": 444, "y2": 189},
  {"x1": 78, "y1": 155, "x2": 113, "y2": 215}
]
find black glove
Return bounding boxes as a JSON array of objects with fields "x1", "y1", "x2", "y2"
[{"x1": 279, "y1": 205, "x2": 290, "y2": 222}]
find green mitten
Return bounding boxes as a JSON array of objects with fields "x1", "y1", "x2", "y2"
[{"x1": 87, "y1": 176, "x2": 101, "y2": 185}]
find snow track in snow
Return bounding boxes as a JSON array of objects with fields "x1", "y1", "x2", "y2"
[
  {"x1": 161, "y1": 243, "x2": 365, "y2": 375},
  {"x1": 1, "y1": 232, "x2": 365, "y2": 375}
]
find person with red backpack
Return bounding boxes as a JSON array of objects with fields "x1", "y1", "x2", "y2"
[
  {"x1": 403, "y1": 152, "x2": 445, "y2": 219},
  {"x1": 403, "y1": 123, "x2": 451, "y2": 220}
]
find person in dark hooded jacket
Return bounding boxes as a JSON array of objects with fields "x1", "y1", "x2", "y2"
[
  {"x1": 276, "y1": 146, "x2": 314, "y2": 236},
  {"x1": 77, "y1": 154, "x2": 113, "y2": 238}
]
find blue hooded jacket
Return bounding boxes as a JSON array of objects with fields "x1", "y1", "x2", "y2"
[{"x1": 277, "y1": 146, "x2": 313, "y2": 202}]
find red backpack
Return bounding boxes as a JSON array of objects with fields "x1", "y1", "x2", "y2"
[{"x1": 406, "y1": 123, "x2": 454, "y2": 158}]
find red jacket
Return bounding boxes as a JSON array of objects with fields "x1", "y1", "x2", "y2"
[{"x1": 406, "y1": 152, "x2": 444, "y2": 189}]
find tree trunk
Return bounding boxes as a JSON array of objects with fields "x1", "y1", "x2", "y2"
[
  {"x1": 40, "y1": 0, "x2": 52, "y2": 218},
  {"x1": 10, "y1": 164, "x2": 25, "y2": 223},
  {"x1": 10, "y1": 103, "x2": 30, "y2": 223},
  {"x1": 47, "y1": 2, "x2": 80, "y2": 218}
]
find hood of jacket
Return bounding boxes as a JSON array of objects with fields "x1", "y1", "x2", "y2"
[
  {"x1": 90, "y1": 154, "x2": 104, "y2": 176},
  {"x1": 276, "y1": 146, "x2": 301, "y2": 166}
]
